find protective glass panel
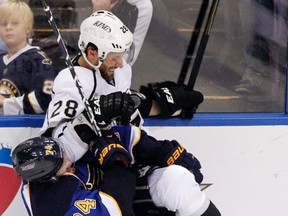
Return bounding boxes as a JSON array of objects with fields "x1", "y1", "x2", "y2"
[{"x1": 0, "y1": 0, "x2": 287, "y2": 115}]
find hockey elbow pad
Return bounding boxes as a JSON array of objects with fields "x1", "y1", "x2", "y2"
[
  {"x1": 90, "y1": 133, "x2": 132, "y2": 170},
  {"x1": 67, "y1": 112, "x2": 97, "y2": 145}
]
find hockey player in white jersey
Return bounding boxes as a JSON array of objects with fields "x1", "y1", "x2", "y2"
[{"x1": 40, "y1": 10, "x2": 220, "y2": 216}]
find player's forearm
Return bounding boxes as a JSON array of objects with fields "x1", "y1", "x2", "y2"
[
  {"x1": 100, "y1": 164, "x2": 136, "y2": 216},
  {"x1": 149, "y1": 100, "x2": 182, "y2": 116},
  {"x1": 149, "y1": 100, "x2": 161, "y2": 116}
]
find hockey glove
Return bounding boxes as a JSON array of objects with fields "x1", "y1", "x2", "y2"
[
  {"x1": 89, "y1": 92, "x2": 136, "y2": 129},
  {"x1": 159, "y1": 139, "x2": 203, "y2": 183},
  {"x1": 90, "y1": 133, "x2": 132, "y2": 170},
  {"x1": 140, "y1": 81, "x2": 204, "y2": 118}
]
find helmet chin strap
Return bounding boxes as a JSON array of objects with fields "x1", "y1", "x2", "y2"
[{"x1": 82, "y1": 51, "x2": 102, "y2": 70}]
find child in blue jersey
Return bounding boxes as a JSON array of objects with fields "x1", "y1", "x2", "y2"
[{"x1": 0, "y1": 0, "x2": 56, "y2": 115}]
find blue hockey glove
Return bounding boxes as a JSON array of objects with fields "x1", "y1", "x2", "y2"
[
  {"x1": 159, "y1": 139, "x2": 203, "y2": 184},
  {"x1": 90, "y1": 133, "x2": 132, "y2": 170}
]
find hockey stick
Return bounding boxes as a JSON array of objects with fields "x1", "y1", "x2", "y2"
[
  {"x1": 40, "y1": 0, "x2": 102, "y2": 136},
  {"x1": 177, "y1": 0, "x2": 210, "y2": 85},
  {"x1": 285, "y1": 35, "x2": 288, "y2": 114},
  {"x1": 182, "y1": 0, "x2": 220, "y2": 118},
  {"x1": 186, "y1": 0, "x2": 220, "y2": 88}
]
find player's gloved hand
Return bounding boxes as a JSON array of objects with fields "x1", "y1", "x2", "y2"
[
  {"x1": 90, "y1": 132, "x2": 132, "y2": 170},
  {"x1": 184, "y1": 152, "x2": 203, "y2": 184},
  {"x1": 89, "y1": 92, "x2": 136, "y2": 129},
  {"x1": 139, "y1": 81, "x2": 204, "y2": 118},
  {"x1": 159, "y1": 139, "x2": 203, "y2": 184}
]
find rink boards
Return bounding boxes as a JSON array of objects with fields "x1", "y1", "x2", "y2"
[{"x1": 1, "y1": 114, "x2": 288, "y2": 216}]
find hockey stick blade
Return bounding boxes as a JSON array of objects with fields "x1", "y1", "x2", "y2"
[{"x1": 40, "y1": 0, "x2": 102, "y2": 136}]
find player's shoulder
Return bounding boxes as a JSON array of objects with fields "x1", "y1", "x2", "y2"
[
  {"x1": 56, "y1": 66, "x2": 86, "y2": 78},
  {"x1": 52, "y1": 68, "x2": 73, "y2": 90},
  {"x1": 53, "y1": 66, "x2": 94, "y2": 89},
  {"x1": 115, "y1": 60, "x2": 132, "y2": 77},
  {"x1": 22, "y1": 46, "x2": 41, "y2": 57}
]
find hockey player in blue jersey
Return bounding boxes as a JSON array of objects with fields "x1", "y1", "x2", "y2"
[
  {"x1": 0, "y1": 0, "x2": 56, "y2": 115},
  {"x1": 13, "y1": 123, "x2": 220, "y2": 216},
  {"x1": 12, "y1": 136, "x2": 136, "y2": 216}
]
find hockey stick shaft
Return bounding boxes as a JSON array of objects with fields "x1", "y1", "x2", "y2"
[
  {"x1": 182, "y1": 0, "x2": 220, "y2": 118},
  {"x1": 285, "y1": 32, "x2": 288, "y2": 114},
  {"x1": 177, "y1": 0, "x2": 210, "y2": 85},
  {"x1": 40, "y1": 0, "x2": 102, "y2": 136},
  {"x1": 187, "y1": 0, "x2": 220, "y2": 89}
]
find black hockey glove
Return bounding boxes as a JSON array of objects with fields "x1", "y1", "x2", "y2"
[
  {"x1": 159, "y1": 139, "x2": 203, "y2": 184},
  {"x1": 139, "y1": 81, "x2": 204, "y2": 118},
  {"x1": 90, "y1": 132, "x2": 132, "y2": 170},
  {"x1": 89, "y1": 92, "x2": 136, "y2": 129}
]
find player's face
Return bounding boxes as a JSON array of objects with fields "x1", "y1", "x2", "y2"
[
  {"x1": 56, "y1": 154, "x2": 73, "y2": 176},
  {"x1": 99, "y1": 52, "x2": 125, "y2": 81},
  {"x1": 0, "y1": 16, "x2": 29, "y2": 50}
]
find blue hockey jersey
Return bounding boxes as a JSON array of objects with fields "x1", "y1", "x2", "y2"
[
  {"x1": 0, "y1": 45, "x2": 56, "y2": 114},
  {"x1": 21, "y1": 162, "x2": 123, "y2": 216}
]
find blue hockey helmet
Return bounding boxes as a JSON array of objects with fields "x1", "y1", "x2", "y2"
[{"x1": 12, "y1": 137, "x2": 64, "y2": 182}]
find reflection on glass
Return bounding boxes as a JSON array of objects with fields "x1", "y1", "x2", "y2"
[
  {"x1": 181, "y1": 0, "x2": 287, "y2": 112},
  {"x1": 1, "y1": 0, "x2": 286, "y2": 116}
]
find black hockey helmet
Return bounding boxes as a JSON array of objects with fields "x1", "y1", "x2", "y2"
[{"x1": 12, "y1": 137, "x2": 64, "y2": 182}]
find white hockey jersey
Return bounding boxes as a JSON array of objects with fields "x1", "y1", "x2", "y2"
[
  {"x1": 40, "y1": 60, "x2": 132, "y2": 162},
  {"x1": 41, "y1": 61, "x2": 131, "y2": 129}
]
